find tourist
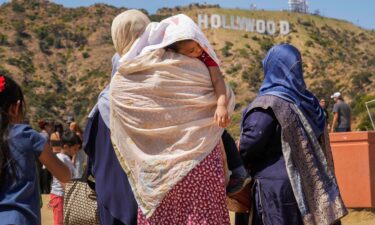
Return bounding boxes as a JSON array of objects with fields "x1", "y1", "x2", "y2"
[
  {"x1": 0, "y1": 75, "x2": 71, "y2": 225},
  {"x1": 110, "y1": 14, "x2": 235, "y2": 224},
  {"x1": 239, "y1": 44, "x2": 347, "y2": 225},
  {"x1": 331, "y1": 92, "x2": 351, "y2": 132}
]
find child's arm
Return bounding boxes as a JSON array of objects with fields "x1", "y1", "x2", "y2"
[
  {"x1": 208, "y1": 66, "x2": 230, "y2": 128},
  {"x1": 39, "y1": 144, "x2": 71, "y2": 183}
]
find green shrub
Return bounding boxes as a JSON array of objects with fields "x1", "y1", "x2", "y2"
[
  {"x1": 225, "y1": 64, "x2": 242, "y2": 75},
  {"x1": 305, "y1": 40, "x2": 314, "y2": 47},
  {"x1": 221, "y1": 46, "x2": 232, "y2": 57},
  {"x1": 352, "y1": 94, "x2": 371, "y2": 115},
  {"x1": 82, "y1": 52, "x2": 90, "y2": 58},
  {"x1": 39, "y1": 40, "x2": 52, "y2": 55},
  {"x1": 7, "y1": 55, "x2": 35, "y2": 75},
  {"x1": 0, "y1": 34, "x2": 8, "y2": 45},
  {"x1": 259, "y1": 38, "x2": 274, "y2": 52},
  {"x1": 225, "y1": 41, "x2": 234, "y2": 47},
  {"x1": 15, "y1": 37, "x2": 24, "y2": 46},
  {"x1": 248, "y1": 67, "x2": 263, "y2": 91},
  {"x1": 228, "y1": 81, "x2": 238, "y2": 93},
  {"x1": 0, "y1": 65, "x2": 10, "y2": 75},
  {"x1": 239, "y1": 48, "x2": 248, "y2": 57},
  {"x1": 27, "y1": 14, "x2": 38, "y2": 21},
  {"x1": 367, "y1": 56, "x2": 375, "y2": 67},
  {"x1": 12, "y1": 2, "x2": 25, "y2": 13},
  {"x1": 352, "y1": 72, "x2": 373, "y2": 91},
  {"x1": 309, "y1": 78, "x2": 336, "y2": 101},
  {"x1": 241, "y1": 68, "x2": 249, "y2": 81},
  {"x1": 298, "y1": 19, "x2": 313, "y2": 27}
]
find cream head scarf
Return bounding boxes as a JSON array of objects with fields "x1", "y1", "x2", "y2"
[
  {"x1": 89, "y1": 10, "x2": 150, "y2": 127},
  {"x1": 110, "y1": 14, "x2": 235, "y2": 217},
  {"x1": 111, "y1": 9, "x2": 150, "y2": 56}
]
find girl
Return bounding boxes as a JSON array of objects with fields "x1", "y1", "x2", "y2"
[
  {"x1": 68, "y1": 122, "x2": 86, "y2": 179},
  {"x1": 168, "y1": 40, "x2": 230, "y2": 128},
  {"x1": 168, "y1": 40, "x2": 250, "y2": 195},
  {"x1": 0, "y1": 75, "x2": 71, "y2": 225}
]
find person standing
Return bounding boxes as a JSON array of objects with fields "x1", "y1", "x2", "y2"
[
  {"x1": 320, "y1": 98, "x2": 330, "y2": 130},
  {"x1": 49, "y1": 132, "x2": 79, "y2": 225},
  {"x1": 38, "y1": 120, "x2": 54, "y2": 194},
  {"x1": 83, "y1": 10, "x2": 149, "y2": 225},
  {"x1": 239, "y1": 44, "x2": 347, "y2": 225},
  {"x1": 110, "y1": 14, "x2": 235, "y2": 225},
  {"x1": 331, "y1": 92, "x2": 351, "y2": 132},
  {"x1": 69, "y1": 122, "x2": 86, "y2": 178},
  {"x1": 0, "y1": 75, "x2": 71, "y2": 225}
]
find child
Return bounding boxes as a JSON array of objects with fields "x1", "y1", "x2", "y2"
[
  {"x1": 168, "y1": 40, "x2": 251, "y2": 195},
  {"x1": 49, "y1": 131, "x2": 80, "y2": 225},
  {"x1": 168, "y1": 40, "x2": 230, "y2": 128},
  {"x1": 0, "y1": 75, "x2": 71, "y2": 225}
]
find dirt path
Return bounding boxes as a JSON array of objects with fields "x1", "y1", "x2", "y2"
[{"x1": 41, "y1": 195, "x2": 53, "y2": 225}]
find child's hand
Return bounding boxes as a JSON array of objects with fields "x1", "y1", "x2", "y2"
[{"x1": 214, "y1": 105, "x2": 230, "y2": 128}]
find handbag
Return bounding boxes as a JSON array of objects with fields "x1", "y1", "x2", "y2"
[
  {"x1": 226, "y1": 180, "x2": 253, "y2": 213},
  {"x1": 63, "y1": 171, "x2": 100, "y2": 225}
]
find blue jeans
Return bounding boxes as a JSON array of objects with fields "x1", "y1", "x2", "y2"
[{"x1": 336, "y1": 127, "x2": 350, "y2": 132}]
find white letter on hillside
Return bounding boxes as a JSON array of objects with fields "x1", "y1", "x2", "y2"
[
  {"x1": 237, "y1": 17, "x2": 247, "y2": 31},
  {"x1": 222, "y1": 15, "x2": 231, "y2": 29},
  {"x1": 266, "y1": 21, "x2": 276, "y2": 35},
  {"x1": 211, "y1": 14, "x2": 221, "y2": 29},
  {"x1": 245, "y1": 18, "x2": 255, "y2": 32},
  {"x1": 256, "y1": 20, "x2": 266, "y2": 34},
  {"x1": 230, "y1": 15, "x2": 239, "y2": 30},
  {"x1": 280, "y1": 21, "x2": 290, "y2": 35},
  {"x1": 197, "y1": 14, "x2": 208, "y2": 29}
]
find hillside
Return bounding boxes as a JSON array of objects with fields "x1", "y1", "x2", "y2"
[{"x1": 1, "y1": 1, "x2": 374, "y2": 136}]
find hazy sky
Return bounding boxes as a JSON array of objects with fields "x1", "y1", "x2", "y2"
[{"x1": 1, "y1": 0, "x2": 374, "y2": 30}]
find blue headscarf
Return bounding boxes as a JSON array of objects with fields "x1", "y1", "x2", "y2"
[
  {"x1": 259, "y1": 44, "x2": 325, "y2": 137},
  {"x1": 88, "y1": 53, "x2": 121, "y2": 128}
]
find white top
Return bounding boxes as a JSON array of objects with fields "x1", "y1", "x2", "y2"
[{"x1": 50, "y1": 153, "x2": 74, "y2": 196}]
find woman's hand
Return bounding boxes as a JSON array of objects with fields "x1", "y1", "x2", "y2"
[{"x1": 215, "y1": 105, "x2": 230, "y2": 128}]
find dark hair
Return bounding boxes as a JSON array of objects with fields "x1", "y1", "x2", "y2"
[
  {"x1": 166, "y1": 39, "x2": 193, "y2": 52},
  {"x1": 61, "y1": 131, "x2": 82, "y2": 147},
  {"x1": 38, "y1": 120, "x2": 47, "y2": 130},
  {"x1": 0, "y1": 75, "x2": 25, "y2": 184},
  {"x1": 54, "y1": 123, "x2": 64, "y2": 137}
]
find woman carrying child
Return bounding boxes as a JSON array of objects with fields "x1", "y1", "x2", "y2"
[
  {"x1": 0, "y1": 75, "x2": 71, "y2": 225},
  {"x1": 110, "y1": 14, "x2": 237, "y2": 224}
]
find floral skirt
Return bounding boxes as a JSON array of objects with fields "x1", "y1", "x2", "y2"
[{"x1": 138, "y1": 144, "x2": 230, "y2": 225}]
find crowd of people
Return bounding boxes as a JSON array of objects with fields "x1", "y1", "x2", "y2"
[
  {"x1": 38, "y1": 118, "x2": 86, "y2": 224},
  {"x1": 0, "y1": 9, "x2": 352, "y2": 225}
]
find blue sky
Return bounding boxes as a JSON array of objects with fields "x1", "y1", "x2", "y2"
[{"x1": 1, "y1": 0, "x2": 374, "y2": 30}]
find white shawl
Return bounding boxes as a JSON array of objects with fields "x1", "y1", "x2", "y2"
[{"x1": 110, "y1": 14, "x2": 235, "y2": 217}]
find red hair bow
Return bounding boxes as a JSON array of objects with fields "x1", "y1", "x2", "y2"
[{"x1": 0, "y1": 75, "x2": 5, "y2": 92}]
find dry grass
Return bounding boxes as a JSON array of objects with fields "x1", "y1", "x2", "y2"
[{"x1": 41, "y1": 195, "x2": 53, "y2": 225}]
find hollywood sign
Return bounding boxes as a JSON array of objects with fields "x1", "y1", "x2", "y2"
[{"x1": 197, "y1": 14, "x2": 290, "y2": 35}]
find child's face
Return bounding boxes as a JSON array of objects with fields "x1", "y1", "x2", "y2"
[
  {"x1": 64, "y1": 144, "x2": 80, "y2": 156},
  {"x1": 177, "y1": 40, "x2": 203, "y2": 58}
]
